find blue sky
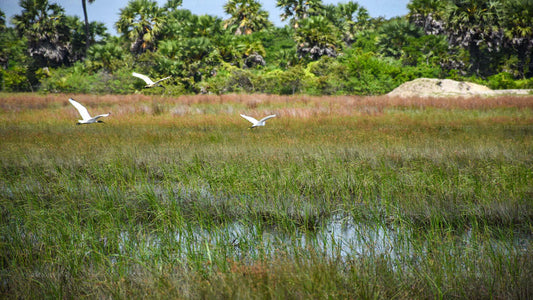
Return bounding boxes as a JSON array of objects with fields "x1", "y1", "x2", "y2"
[{"x1": 1, "y1": 0, "x2": 410, "y2": 35}]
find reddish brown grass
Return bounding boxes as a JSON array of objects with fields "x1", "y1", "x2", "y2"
[{"x1": 1, "y1": 93, "x2": 532, "y2": 115}]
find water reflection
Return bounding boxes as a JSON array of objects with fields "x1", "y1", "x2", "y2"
[{"x1": 115, "y1": 214, "x2": 531, "y2": 266}]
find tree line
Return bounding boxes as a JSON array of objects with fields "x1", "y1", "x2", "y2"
[{"x1": 1, "y1": 0, "x2": 532, "y2": 95}]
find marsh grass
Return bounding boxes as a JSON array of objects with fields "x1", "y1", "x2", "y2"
[{"x1": 1, "y1": 93, "x2": 532, "y2": 298}]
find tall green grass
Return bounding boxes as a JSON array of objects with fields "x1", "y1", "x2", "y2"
[{"x1": 1, "y1": 93, "x2": 532, "y2": 298}]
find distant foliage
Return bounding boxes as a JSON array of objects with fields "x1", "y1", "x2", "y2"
[
  {"x1": 487, "y1": 72, "x2": 533, "y2": 89},
  {"x1": 40, "y1": 64, "x2": 136, "y2": 94},
  {"x1": 1, "y1": 0, "x2": 532, "y2": 94}
]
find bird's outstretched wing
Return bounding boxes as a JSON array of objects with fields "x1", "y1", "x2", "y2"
[
  {"x1": 69, "y1": 98, "x2": 91, "y2": 120},
  {"x1": 259, "y1": 115, "x2": 276, "y2": 123},
  {"x1": 93, "y1": 113, "x2": 111, "y2": 120},
  {"x1": 240, "y1": 114, "x2": 259, "y2": 125},
  {"x1": 132, "y1": 72, "x2": 155, "y2": 85},
  {"x1": 154, "y1": 76, "x2": 171, "y2": 84}
]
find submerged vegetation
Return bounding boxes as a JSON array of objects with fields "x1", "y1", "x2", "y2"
[{"x1": 1, "y1": 93, "x2": 532, "y2": 298}]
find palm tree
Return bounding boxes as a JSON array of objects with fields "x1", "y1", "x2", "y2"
[
  {"x1": 295, "y1": 15, "x2": 338, "y2": 60},
  {"x1": 323, "y1": 1, "x2": 371, "y2": 46},
  {"x1": 444, "y1": 0, "x2": 505, "y2": 75},
  {"x1": 116, "y1": 0, "x2": 166, "y2": 54},
  {"x1": 12, "y1": 0, "x2": 71, "y2": 67},
  {"x1": 223, "y1": 0, "x2": 272, "y2": 35},
  {"x1": 276, "y1": 0, "x2": 323, "y2": 29},
  {"x1": 407, "y1": 0, "x2": 448, "y2": 35}
]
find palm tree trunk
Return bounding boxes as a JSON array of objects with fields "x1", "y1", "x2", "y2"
[{"x1": 82, "y1": 0, "x2": 90, "y2": 57}]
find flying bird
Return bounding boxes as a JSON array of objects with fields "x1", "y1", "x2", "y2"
[
  {"x1": 68, "y1": 98, "x2": 111, "y2": 125},
  {"x1": 240, "y1": 114, "x2": 277, "y2": 128},
  {"x1": 132, "y1": 72, "x2": 171, "y2": 88}
]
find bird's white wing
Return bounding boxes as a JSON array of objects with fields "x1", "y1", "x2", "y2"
[
  {"x1": 153, "y1": 76, "x2": 171, "y2": 84},
  {"x1": 69, "y1": 98, "x2": 91, "y2": 120},
  {"x1": 93, "y1": 113, "x2": 111, "y2": 120},
  {"x1": 132, "y1": 72, "x2": 154, "y2": 85},
  {"x1": 259, "y1": 114, "x2": 277, "y2": 123},
  {"x1": 240, "y1": 114, "x2": 259, "y2": 125}
]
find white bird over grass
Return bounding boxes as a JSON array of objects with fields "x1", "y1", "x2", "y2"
[
  {"x1": 240, "y1": 114, "x2": 277, "y2": 128},
  {"x1": 68, "y1": 98, "x2": 111, "y2": 125},
  {"x1": 132, "y1": 72, "x2": 171, "y2": 88}
]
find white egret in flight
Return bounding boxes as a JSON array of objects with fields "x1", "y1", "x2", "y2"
[
  {"x1": 240, "y1": 114, "x2": 277, "y2": 128},
  {"x1": 132, "y1": 72, "x2": 171, "y2": 88},
  {"x1": 68, "y1": 98, "x2": 111, "y2": 125}
]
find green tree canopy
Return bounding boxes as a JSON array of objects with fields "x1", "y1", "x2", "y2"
[
  {"x1": 116, "y1": 0, "x2": 182, "y2": 54},
  {"x1": 223, "y1": 0, "x2": 272, "y2": 35},
  {"x1": 295, "y1": 15, "x2": 339, "y2": 60},
  {"x1": 12, "y1": 0, "x2": 72, "y2": 67},
  {"x1": 276, "y1": 0, "x2": 323, "y2": 29}
]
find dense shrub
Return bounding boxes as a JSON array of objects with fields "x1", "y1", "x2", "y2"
[
  {"x1": 339, "y1": 51, "x2": 442, "y2": 95},
  {"x1": 1, "y1": 66, "x2": 32, "y2": 92},
  {"x1": 147, "y1": 50, "x2": 447, "y2": 96},
  {"x1": 40, "y1": 64, "x2": 137, "y2": 94},
  {"x1": 306, "y1": 56, "x2": 350, "y2": 95},
  {"x1": 487, "y1": 72, "x2": 517, "y2": 89},
  {"x1": 486, "y1": 72, "x2": 533, "y2": 90}
]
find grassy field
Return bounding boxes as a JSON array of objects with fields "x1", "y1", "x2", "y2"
[{"x1": 1, "y1": 93, "x2": 532, "y2": 298}]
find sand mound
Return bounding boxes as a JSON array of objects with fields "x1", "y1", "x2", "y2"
[{"x1": 388, "y1": 78, "x2": 493, "y2": 97}]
